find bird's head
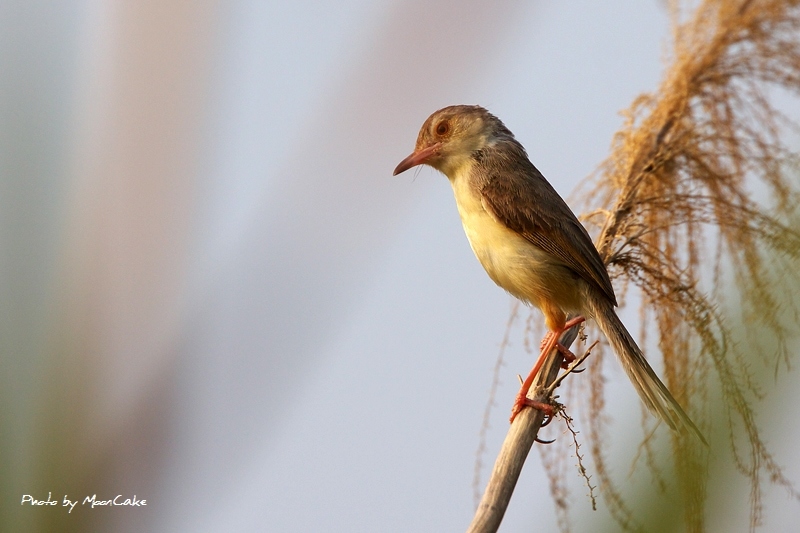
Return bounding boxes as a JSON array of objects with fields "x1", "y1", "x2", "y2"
[{"x1": 393, "y1": 105, "x2": 512, "y2": 178}]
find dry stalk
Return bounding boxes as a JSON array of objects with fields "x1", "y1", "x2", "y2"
[{"x1": 467, "y1": 326, "x2": 579, "y2": 533}]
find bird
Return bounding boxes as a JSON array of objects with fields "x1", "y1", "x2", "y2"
[{"x1": 393, "y1": 105, "x2": 705, "y2": 444}]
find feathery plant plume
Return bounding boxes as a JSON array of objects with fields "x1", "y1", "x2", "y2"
[{"x1": 561, "y1": 0, "x2": 800, "y2": 531}]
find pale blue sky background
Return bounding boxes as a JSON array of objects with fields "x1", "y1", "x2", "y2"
[{"x1": 2, "y1": 1, "x2": 799, "y2": 532}]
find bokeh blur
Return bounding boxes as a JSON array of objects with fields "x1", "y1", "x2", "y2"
[{"x1": 2, "y1": 1, "x2": 799, "y2": 532}]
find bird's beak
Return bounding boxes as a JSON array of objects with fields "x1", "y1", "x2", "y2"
[{"x1": 393, "y1": 143, "x2": 441, "y2": 175}]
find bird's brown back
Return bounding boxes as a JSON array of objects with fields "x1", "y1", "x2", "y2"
[{"x1": 475, "y1": 140, "x2": 618, "y2": 307}]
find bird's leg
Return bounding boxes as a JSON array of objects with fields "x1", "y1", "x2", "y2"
[
  {"x1": 510, "y1": 315, "x2": 586, "y2": 423},
  {"x1": 554, "y1": 315, "x2": 585, "y2": 366},
  {"x1": 538, "y1": 331, "x2": 555, "y2": 352},
  {"x1": 539, "y1": 330, "x2": 574, "y2": 368}
]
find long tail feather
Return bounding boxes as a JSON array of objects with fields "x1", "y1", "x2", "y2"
[{"x1": 586, "y1": 291, "x2": 707, "y2": 445}]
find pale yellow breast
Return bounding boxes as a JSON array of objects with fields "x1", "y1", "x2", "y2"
[{"x1": 449, "y1": 168, "x2": 583, "y2": 314}]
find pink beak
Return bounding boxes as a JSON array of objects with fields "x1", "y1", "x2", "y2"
[{"x1": 393, "y1": 143, "x2": 441, "y2": 175}]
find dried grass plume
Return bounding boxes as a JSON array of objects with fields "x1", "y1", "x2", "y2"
[
  {"x1": 471, "y1": 1, "x2": 800, "y2": 532},
  {"x1": 576, "y1": 0, "x2": 800, "y2": 530}
]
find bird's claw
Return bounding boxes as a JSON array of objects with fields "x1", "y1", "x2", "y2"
[
  {"x1": 509, "y1": 395, "x2": 555, "y2": 423},
  {"x1": 557, "y1": 342, "x2": 578, "y2": 368}
]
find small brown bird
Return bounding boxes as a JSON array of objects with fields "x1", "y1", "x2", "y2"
[{"x1": 394, "y1": 105, "x2": 705, "y2": 443}]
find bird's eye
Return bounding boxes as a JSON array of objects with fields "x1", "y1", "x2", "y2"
[{"x1": 435, "y1": 120, "x2": 450, "y2": 136}]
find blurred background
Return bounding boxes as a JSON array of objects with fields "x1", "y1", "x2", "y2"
[{"x1": 2, "y1": 1, "x2": 799, "y2": 532}]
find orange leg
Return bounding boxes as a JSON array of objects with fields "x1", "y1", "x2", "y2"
[{"x1": 510, "y1": 315, "x2": 585, "y2": 423}]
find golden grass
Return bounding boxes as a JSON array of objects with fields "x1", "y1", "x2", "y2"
[{"x1": 567, "y1": 1, "x2": 800, "y2": 531}]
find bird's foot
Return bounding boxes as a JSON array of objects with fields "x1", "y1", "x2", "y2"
[
  {"x1": 557, "y1": 343, "x2": 577, "y2": 368},
  {"x1": 509, "y1": 394, "x2": 554, "y2": 423},
  {"x1": 510, "y1": 315, "x2": 587, "y2": 423}
]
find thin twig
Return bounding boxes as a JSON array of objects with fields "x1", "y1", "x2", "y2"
[
  {"x1": 545, "y1": 341, "x2": 600, "y2": 396},
  {"x1": 560, "y1": 408, "x2": 598, "y2": 510}
]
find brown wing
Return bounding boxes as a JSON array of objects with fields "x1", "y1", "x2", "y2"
[{"x1": 479, "y1": 162, "x2": 617, "y2": 306}]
